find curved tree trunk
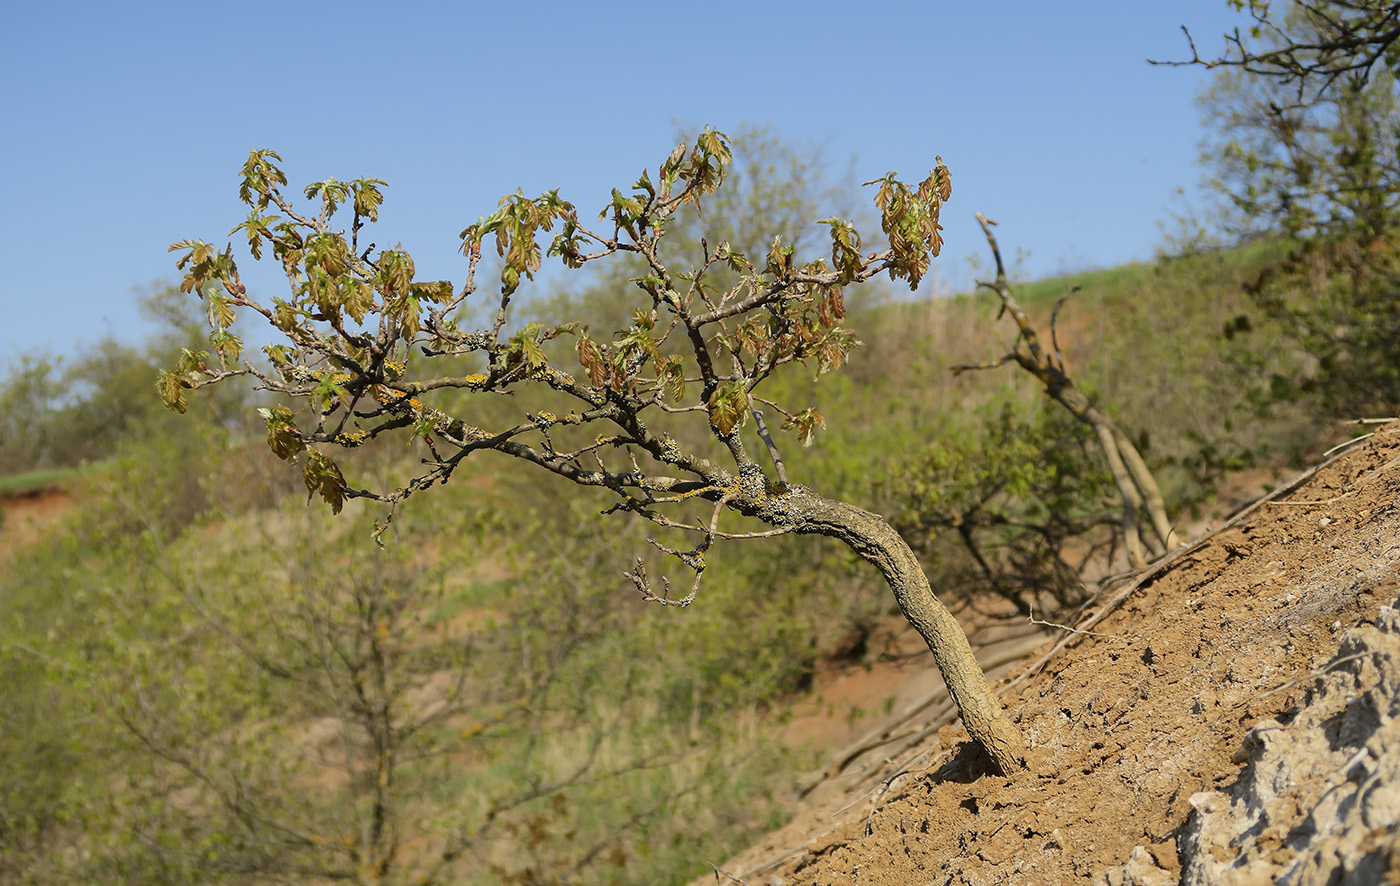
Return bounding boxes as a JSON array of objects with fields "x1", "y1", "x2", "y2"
[{"x1": 792, "y1": 494, "x2": 1029, "y2": 774}]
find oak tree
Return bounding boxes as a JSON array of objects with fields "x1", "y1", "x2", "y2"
[{"x1": 162, "y1": 132, "x2": 1029, "y2": 773}]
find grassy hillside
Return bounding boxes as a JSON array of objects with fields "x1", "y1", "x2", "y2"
[
  {"x1": 0, "y1": 239, "x2": 1327, "y2": 884},
  {"x1": 0, "y1": 466, "x2": 89, "y2": 497}
]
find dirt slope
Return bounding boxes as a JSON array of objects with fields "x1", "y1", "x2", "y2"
[{"x1": 704, "y1": 421, "x2": 1400, "y2": 886}]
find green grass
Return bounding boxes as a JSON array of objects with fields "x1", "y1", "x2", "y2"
[
  {"x1": 0, "y1": 465, "x2": 89, "y2": 496},
  {"x1": 1012, "y1": 261, "x2": 1157, "y2": 307},
  {"x1": 1010, "y1": 240, "x2": 1281, "y2": 308}
]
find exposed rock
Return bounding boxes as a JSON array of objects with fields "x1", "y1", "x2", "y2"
[
  {"x1": 1180, "y1": 598, "x2": 1400, "y2": 885},
  {"x1": 1096, "y1": 845, "x2": 1176, "y2": 886}
]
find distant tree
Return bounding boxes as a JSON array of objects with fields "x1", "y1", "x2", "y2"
[
  {"x1": 86, "y1": 517, "x2": 625, "y2": 885},
  {"x1": 0, "y1": 285, "x2": 221, "y2": 476},
  {"x1": 1160, "y1": 1, "x2": 1400, "y2": 412},
  {"x1": 1165, "y1": 1, "x2": 1400, "y2": 242},
  {"x1": 161, "y1": 132, "x2": 1030, "y2": 774},
  {"x1": 1155, "y1": 1, "x2": 1400, "y2": 105},
  {"x1": 0, "y1": 352, "x2": 66, "y2": 475}
]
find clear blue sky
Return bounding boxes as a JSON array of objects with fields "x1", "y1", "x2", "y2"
[{"x1": 0, "y1": 1, "x2": 1243, "y2": 357}]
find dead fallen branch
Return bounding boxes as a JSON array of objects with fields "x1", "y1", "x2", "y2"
[{"x1": 956, "y1": 213, "x2": 1175, "y2": 567}]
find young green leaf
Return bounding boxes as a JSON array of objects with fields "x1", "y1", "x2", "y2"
[{"x1": 707, "y1": 381, "x2": 749, "y2": 436}]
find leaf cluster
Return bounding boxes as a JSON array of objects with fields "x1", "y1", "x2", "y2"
[
  {"x1": 159, "y1": 131, "x2": 955, "y2": 593},
  {"x1": 863, "y1": 159, "x2": 952, "y2": 288}
]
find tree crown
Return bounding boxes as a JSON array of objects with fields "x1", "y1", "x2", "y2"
[{"x1": 162, "y1": 130, "x2": 951, "y2": 598}]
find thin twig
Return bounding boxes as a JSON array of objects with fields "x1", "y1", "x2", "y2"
[
  {"x1": 832, "y1": 738, "x2": 952, "y2": 818},
  {"x1": 1028, "y1": 608, "x2": 1127, "y2": 640},
  {"x1": 1322, "y1": 432, "x2": 1373, "y2": 457},
  {"x1": 627, "y1": 495, "x2": 734, "y2": 607},
  {"x1": 1266, "y1": 454, "x2": 1400, "y2": 506},
  {"x1": 1257, "y1": 650, "x2": 1378, "y2": 699},
  {"x1": 750, "y1": 407, "x2": 789, "y2": 485},
  {"x1": 1049, "y1": 286, "x2": 1078, "y2": 372},
  {"x1": 709, "y1": 863, "x2": 753, "y2": 886},
  {"x1": 950, "y1": 354, "x2": 1013, "y2": 375}
]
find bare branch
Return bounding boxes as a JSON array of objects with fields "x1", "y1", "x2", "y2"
[
  {"x1": 950, "y1": 353, "x2": 1014, "y2": 375},
  {"x1": 750, "y1": 407, "x2": 789, "y2": 486},
  {"x1": 1150, "y1": 4, "x2": 1400, "y2": 105},
  {"x1": 962, "y1": 212, "x2": 1174, "y2": 565},
  {"x1": 1049, "y1": 286, "x2": 1077, "y2": 373},
  {"x1": 626, "y1": 494, "x2": 733, "y2": 607}
]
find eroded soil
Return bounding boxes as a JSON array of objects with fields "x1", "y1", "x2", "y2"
[
  {"x1": 705, "y1": 422, "x2": 1400, "y2": 886},
  {"x1": 0, "y1": 487, "x2": 74, "y2": 559}
]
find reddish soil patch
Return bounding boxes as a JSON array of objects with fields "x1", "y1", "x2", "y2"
[
  {"x1": 782, "y1": 619, "x2": 1045, "y2": 751},
  {"x1": 0, "y1": 487, "x2": 75, "y2": 558},
  {"x1": 703, "y1": 422, "x2": 1400, "y2": 885}
]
